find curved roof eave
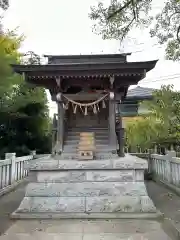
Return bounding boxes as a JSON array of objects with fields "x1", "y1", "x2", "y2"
[{"x1": 11, "y1": 60, "x2": 158, "y2": 75}]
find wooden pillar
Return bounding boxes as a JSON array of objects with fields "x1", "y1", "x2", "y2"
[
  {"x1": 119, "y1": 113, "x2": 125, "y2": 157},
  {"x1": 52, "y1": 113, "x2": 57, "y2": 154},
  {"x1": 109, "y1": 91, "x2": 117, "y2": 153},
  {"x1": 116, "y1": 100, "x2": 125, "y2": 157},
  {"x1": 55, "y1": 93, "x2": 64, "y2": 155}
]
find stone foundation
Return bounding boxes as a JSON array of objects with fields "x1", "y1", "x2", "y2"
[{"x1": 11, "y1": 155, "x2": 161, "y2": 219}]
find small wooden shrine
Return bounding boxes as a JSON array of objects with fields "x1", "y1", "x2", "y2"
[{"x1": 12, "y1": 53, "x2": 157, "y2": 158}]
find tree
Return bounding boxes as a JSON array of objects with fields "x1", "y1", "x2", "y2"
[
  {"x1": 0, "y1": 31, "x2": 23, "y2": 113},
  {"x1": 89, "y1": 0, "x2": 152, "y2": 41},
  {"x1": 89, "y1": 0, "x2": 180, "y2": 60},
  {"x1": 125, "y1": 85, "x2": 180, "y2": 150},
  {"x1": 142, "y1": 85, "x2": 180, "y2": 144},
  {"x1": 0, "y1": 30, "x2": 51, "y2": 157},
  {"x1": 150, "y1": 0, "x2": 180, "y2": 61},
  {"x1": 125, "y1": 116, "x2": 160, "y2": 150},
  {"x1": 0, "y1": 0, "x2": 8, "y2": 10},
  {"x1": 23, "y1": 51, "x2": 41, "y2": 65}
]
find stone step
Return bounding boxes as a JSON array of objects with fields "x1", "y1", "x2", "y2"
[
  {"x1": 36, "y1": 169, "x2": 144, "y2": 183},
  {"x1": 59, "y1": 152, "x2": 119, "y2": 160},
  {"x1": 68, "y1": 129, "x2": 108, "y2": 132},
  {"x1": 67, "y1": 130, "x2": 108, "y2": 133},
  {"x1": 63, "y1": 145, "x2": 110, "y2": 151},
  {"x1": 67, "y1": 133, "x2": 108, "y2": 137},
  {"x1": 65, "y1": 139, "x2": 109, "y2": 144},
  {"x1": 66, "y1": 136, "x2": 108, "y2": 140},
  {"x1": 28, "y1": 155, "x2": 147, "y2": 170},
  {"x1": 12, "y1": 195, "x2": 157, "y2": 215},
  {"x1": 68, "y1": 128, "x2": 108, "y2": 131},
  {"x1": 25, "y1": 182, "x2": 147, "y2": 197},
  {"x1": 63, "y1": 148, "x2": 110, "y2": 152},
  {"x1": 63, "y1": 149, "x2": 113, "y2": 154},
  {"x1": 59, "y1": 155, "x2": 118, "y2": 160}
]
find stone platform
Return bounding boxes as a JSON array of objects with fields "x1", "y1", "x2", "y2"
[{"x1": 11, "y1": 155, "x2": 161, "y2": 219}]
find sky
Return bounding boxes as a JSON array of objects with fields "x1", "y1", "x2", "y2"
[{"x1": 2, "y1": 0, "x2": 180, "y2": 117}]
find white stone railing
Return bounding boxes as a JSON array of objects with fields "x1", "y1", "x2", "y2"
[
  {"x1": 0, "y1": 150, "x2": 37, "y2": 196},
  {"x1": 150, "y1": 151, "x2": 180, "y2": 193}
]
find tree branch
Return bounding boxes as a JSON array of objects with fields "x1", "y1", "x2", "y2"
[
  {"x1": 132, "y1": 0, "x2": 138, "y2": 20},
  {"x1": 107, "y1": 0, "x2": 132, "y2": 20},
  {"x1": 177, "y1": 25, "x2": 180, "y2": 43},
  {"x1": 121, "y1": 16, "x2": 136, "y2": 40},
  {"x1": 167, "y1": 11, "x2": 180, "y2": 43},
  {"x1": 168, "y1": 11, "x2": 180, "y2": 25}
]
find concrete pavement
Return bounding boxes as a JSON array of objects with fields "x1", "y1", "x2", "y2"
[
  {"x1": 0, "y1": 219, "x2": 172, "y2": 239},
  {"x1": 0, "y1": 175, "x2": 179, "y2": 239}
]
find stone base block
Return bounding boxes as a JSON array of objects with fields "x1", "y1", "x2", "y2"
[
  {"x1": 25, "y1": 182, "x2": 148, "y2": 197},
  {"x1": 12, "y1": 195, "x2": 157, "y2": 213},
  {"x1": 13, "y1": 155, "x2": 160, "y2": 220},
  {"x1": 28, "y1": 155, "x2": 148, "y2": 171},
  {"x1": 37, "y1": 169, "x2": 144, "y2": 182},
  {"x1": 11, "y1": 195, "x2": 160, "y2": 219}
]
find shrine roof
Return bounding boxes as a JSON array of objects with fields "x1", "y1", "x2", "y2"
[
  {"x1": 12, "y1": 60, "x2": 158, "y2": 76},
  {"x1": 43, "y1": 53, "x2": 132, "y2": 64},
  {"x1": 11, "y1": 54, "x2": 158, "y2": 93},
  {"x1": 43, "y1": 53, "x2": 131, "y2": 58},
  {"x1": 127, "y1": 86, "x2": 155, "y2": 98}
]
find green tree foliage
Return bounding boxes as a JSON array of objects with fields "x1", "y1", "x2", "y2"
[
  {"x1": 89, "y1": 0, "x2": 152, "y2": 41},
  {"x1": 0, "y1": 30, "x2": 51, "y2": 157},
  {"x1": 89, "y1": 0, "x2": 180, "y2": 60},
  {"x1": 0, "y1": 31, "x2": 23, "y2": 111},
  {"x1": 125, "y1": 117, "x2": 160, "y2": 150},
  {"x1": 126, "y1": 85, "x2": 180, "y2": 150},
  {"x1": 143, "y1": 85, "x2": 180, "y2": 143},
  {"x1": 150, "y1": 0, "x2": 180, "y2": 61}
]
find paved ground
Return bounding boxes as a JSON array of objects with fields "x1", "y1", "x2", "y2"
[
  {"x1": 0, "y1": 174, "x2": 34, "y2": 235},
  {"x1": 146, "y1": 181, "x2": 180, "y2": 238},
  {"x1": 0, "y1": 219, "x2": 173, "y2": 239},
  {"x1": 0, "y1": 177, "x2": 180, "y2": 239}
]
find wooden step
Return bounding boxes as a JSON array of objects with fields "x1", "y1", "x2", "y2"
[{"x1": 78, "y1": 132, "x2": 95, "y2": 160}]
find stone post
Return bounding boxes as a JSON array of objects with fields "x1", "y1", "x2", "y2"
[
  {"x1": 109, "y1": 91, "x2": 117, "y2": 153},
  {"x1": 147, "y1": 149, "x2": 153, "y2": 173},
  {"x1": 165, "y1": 151, "x2": 176, "y2": 183},
  {"x1": 30, "y1": 150, "x2": 36, "y2": 158},
  {"x1": 5, "y1": 153, "x2": 16, "y2": 185},
  {"x1": 154, "y1": 145, "x2": 157, "y2": 154},
  {"x1": 170, "y1": 144, "x2": 174, "y2": 151}
]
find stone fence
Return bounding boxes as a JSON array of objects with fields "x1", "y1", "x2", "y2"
[
  {"x1": 150, "y1": 151, "x2": 180, "y2": 194},
  {"x1": 1, "y1": 149, "x2": 180, "y2": 198},
  {"x1": 0, "y1": 151, "x2": 49, "y2": 197},
  {"x1": 131, "y1": 150, "x2": 180, "y2": 195}
]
